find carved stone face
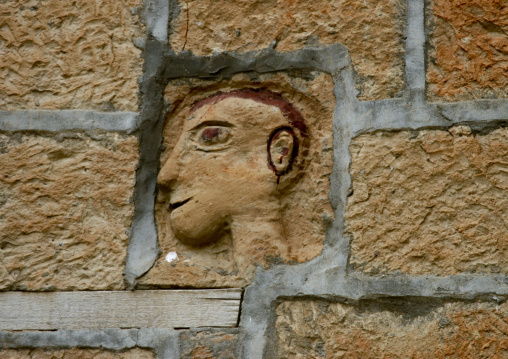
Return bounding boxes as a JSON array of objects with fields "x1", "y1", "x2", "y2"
[{"x1": 158, "y1": 95, "x2": 299, "y2": 246}]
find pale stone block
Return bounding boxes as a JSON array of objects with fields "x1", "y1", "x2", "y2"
[
  {"x1": 0, "y1": 0, "x2": 144, "y2": 111},
  {"x1": 275, "y1": 299, "x2": 508, "y2": 358},
  {"x1": 346, "y1": 127, "x2": 508, "y2": 275},
  {"x1": 0, "y1": 132, "x2": 138, "y2": 290}
]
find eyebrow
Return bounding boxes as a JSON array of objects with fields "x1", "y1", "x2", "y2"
[
  {"x1": 189, "y1": 120, "x2": 235, "y2": 129},
  {"x1": 190, "y1": 89, "x2": 308, "y2": 138}
]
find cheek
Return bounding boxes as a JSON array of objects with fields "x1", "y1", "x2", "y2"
[
  {"x1": 181, "y1": 153, "x2": 228, "y2": 176},
  {"x1": 180, "y1": 145, "x2": 273, "y2": 186}
]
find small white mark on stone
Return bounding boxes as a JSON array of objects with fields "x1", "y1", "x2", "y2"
[
  {"x1": 165, "y1": 251, "x2": 179, "y2": 263},
  {"x1": 196, "y1": 21, "x2": 202, "y2": 26}
]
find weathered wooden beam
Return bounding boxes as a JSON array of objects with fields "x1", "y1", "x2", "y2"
[{"x1": 0, "y1": 289, "x2": 241, "y2": 330}]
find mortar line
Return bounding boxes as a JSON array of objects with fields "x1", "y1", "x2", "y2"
[
  {"x1": 405, "y1": 0, "x2": 426, "y2": 95},
  {"x1": 124, "y1": 40, "x2": 168, "y2": 288},
  {"x1": 0, "y1": 110, "x2": 139, "y2": 133},
  {"x1": 0, "y1": 328, "x2": 180, "y2": 358},
  {"x1": 144, "y1": 0, "x2": 169, "y2": 42}
]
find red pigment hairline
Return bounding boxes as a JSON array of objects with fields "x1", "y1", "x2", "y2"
[{"x1": 189, "y1": 89, "x2": 308, "y2": 137}]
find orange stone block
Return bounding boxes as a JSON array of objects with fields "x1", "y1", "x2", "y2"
[{"x1": 427, "y1": 0, "x2": 508, "y2": 101}]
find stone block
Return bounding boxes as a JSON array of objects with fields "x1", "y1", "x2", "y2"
[
  {"x1": 427, "y1": 0, "x2": 508, "y2": 101},
  {"x1": 180, "y1": 329, "x2": 240, "y2": 359},
  {"x1": 139, "y1": 73, "x2": 334, "y2": 288},
  {"x1": 0, "y1": 132, "x2": 138, "y2": 290},
  {"x1": 346, "y1": 127, "x2": 508, "y2": 275},
  {"x1": 0, "y1": 348, "x2": 155, "y2": 358},
  {"x1": 0, "y1": 0, "x2": 143, "y2": 111},
  {"x1": 169, "y1": 0, "x2": 406, "y2": 100},
  {"x1": 274, "y1": 298, "x2": 508, "y2": 358}
]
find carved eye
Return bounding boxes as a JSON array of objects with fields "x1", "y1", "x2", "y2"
[{"x1": 195, "y1": 126, "x2": 231, "y2": 149}]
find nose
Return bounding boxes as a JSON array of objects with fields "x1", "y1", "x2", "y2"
[{"x1": 157, "y1": 149, "x2": 181, "y2": 190}]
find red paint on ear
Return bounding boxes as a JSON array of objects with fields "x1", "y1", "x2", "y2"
[
  {"x1": 279, "y1": 148, "x2": 289, "y2": 164},
  {"x1": 267, "y1": 127, "x2": 299, "y2": 177}
]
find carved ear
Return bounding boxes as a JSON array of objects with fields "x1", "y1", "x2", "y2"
[{"x1": 268, "y1": 127, "x2": 297, "y2": 176}]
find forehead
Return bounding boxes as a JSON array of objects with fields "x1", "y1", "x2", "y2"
[{"x1": 183, "y1": 96, "x2": 286, "y2": 130}]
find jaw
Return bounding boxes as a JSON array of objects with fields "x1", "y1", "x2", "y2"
[{"x1": 169, "y1": 202, "x2": 229, "y2": 246}]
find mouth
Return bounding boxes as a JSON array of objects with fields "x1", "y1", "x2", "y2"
[{"x1": 169, "y1": 197, "x2": 193, "y2": 210}]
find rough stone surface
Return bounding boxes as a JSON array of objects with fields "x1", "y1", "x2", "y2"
[
  {"x1": 0, "y1": 0, "x2": 143, "y2": 111},
  {"x1": 139, "y1": 73, "x2": 334, "y2": 288},
  {"x1": 180, "y1": 329, "x2": 240, "y2": 359},
  {"x1": 427, "y1": 0, "x2": 508, "y2": 101},
  {"x1": 0, "y1": 348, "x2": 155, "y2": 359},
  {"x1": 274, "y1": 298, "x2": 508, "y2": 358},
  {"x1": 346, "y1": 126, "x2": 508, "y2": 275},
  {"x1": 169, "y1": 0, "x2": 406, "y2": 100},
  {"x1": 0, "y1": 132, "x2": 138, "y2": 290}
]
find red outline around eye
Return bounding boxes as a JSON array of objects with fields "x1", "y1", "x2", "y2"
[{"x1": 194, "y1": 125, "x2": 232, "y2": 150}]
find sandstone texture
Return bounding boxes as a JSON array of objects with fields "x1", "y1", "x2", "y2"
[
  {"x1": 180, "y1": 329, "x2": 240, "y2": 359},
  {"x1": 139, "y1": 73, "x2": 334, "y2": 288},
  {"x1": 346, "y1": 127, "x2": 508, "y2": 275},
  {"x1": 0, "y1": 348, "x2": 154, "y2": 359},
  {"x1": 0, "y1": 132, "x2": 138, "y2": 290},
  {"x1": 274, "y1": 299, "x2": 508, "y2": 358},
  {"x1": 169, "y1": 0, "x2": 405, "y2": 100},
  {"x1": 427, "y1": 0, "x2": 508, "y2": 101},
  {"x1": 0, "y1": 0, "x2": 143, "y2": 111}
]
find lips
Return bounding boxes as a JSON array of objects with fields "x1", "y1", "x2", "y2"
[{"x1": 169, "y1": 197, "x2": 193, "y2": 210}]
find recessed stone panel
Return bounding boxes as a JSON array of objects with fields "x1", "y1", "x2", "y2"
[
  {"x1": 427, "y1": 0, "x2": 508, "y2": 101},
  {"x1": 169, "y1": 0, "x2": 406, "y2": 100},
  {"x1": 0, "y1": 0, "x2": 143, "y2": 111},
  {"x1": 139, "y1": 73, "x2": 334, "y2": 288},
  {"x1": 347, "y1": 127, "x2": 508, "y2": 275},
  {"x1": 275, "y1": 299, "x2": 508, "y2": 358},
  {"x1": 0, "y1": 132, "x2": 138, "y2": 290}
]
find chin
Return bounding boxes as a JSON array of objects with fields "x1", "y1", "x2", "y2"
[{"x1": 170, "y1": 207, "x2": 227, "y2": 246}]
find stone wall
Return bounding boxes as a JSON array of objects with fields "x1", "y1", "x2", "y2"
[{"x1": 0, "y1": 0, "x2": 507, "y2": 358}]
